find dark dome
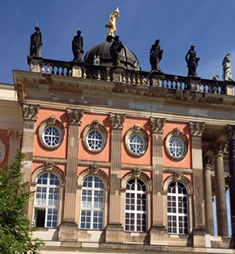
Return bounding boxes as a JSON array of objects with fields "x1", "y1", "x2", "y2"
[{"x1": 84, "y1": 36, "x2": 141, "y2": 70}]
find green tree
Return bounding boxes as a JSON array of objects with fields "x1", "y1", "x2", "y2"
[{"x1": 0, "y1": 150, "x2": 44, "y2": 253}]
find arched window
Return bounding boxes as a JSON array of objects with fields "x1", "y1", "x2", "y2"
[
  {"x1": 34, "y1": 173, "x2": 60, "y2": 228},
  {"x1": 125, "y1": 179, "x2": 147, "y2": 232},
  {"x1": 167, "y1": 182, "x2": 188, "y2": 234},
  {"x1": 80, "y1": 176, "x2": 104, "y2": 230}
]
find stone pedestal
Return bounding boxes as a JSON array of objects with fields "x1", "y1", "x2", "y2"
[
  {"x1": 226, "y1": 84, "x2": 235, "y2": 95},
  {"x1": 111, "y1": 67, "x2": 124, "y2": 82},
  {"x1": 105, "y1": 223, "x2": 124, "y2": 243},
  {"x1": 187, "y1": 76, "x2": 201, "y2": 91},
  {"x1": 59, "y1": 222, "x2": 79, "y2": 242},
  {"x1": 28, "y1": 56, "x2": 43, "y2": 73},
  {"x1": 72, "y1": 65, "x2": 82, "y2": 77},
  {"x1": 149, "y1": 71, "x2": 163, "y2": 87}
]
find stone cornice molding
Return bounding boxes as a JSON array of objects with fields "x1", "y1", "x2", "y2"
[
  {"x1": 150, "y1": 117, "x2": 166, "y2": 134},
  {"x1": 22, "y1": 103, "x2": 40, "y2": 121},
  {"x1": 189, "y1": 121, "x2": 205, "y2": 137},
  {"x1": 66, "y1": 108, "x2": 84, "y2": 125},
  {"x1": 7, "y1": 130, "x2": 22, "y2": 142},
  {"x1": 109, "y1": 113, "x2": 126, "y2": 129},
  {"x1": 226, "y1": 125, "x2": 235, "y2": 141},
  {"x1": 77, "y1": 165, "x2": 110, "y2": 188},
  {"x1": 210, "y1": 142, "x2": 226, "y2": 157}
]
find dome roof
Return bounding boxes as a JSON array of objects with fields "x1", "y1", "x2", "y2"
[{"x1": 84, "y1": 36, "x2": 141, "y2": 70}]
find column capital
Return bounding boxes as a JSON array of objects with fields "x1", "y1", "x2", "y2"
[
  {"x1": 203, "y1": 156, "x2": 214, "y2": 169},
  {"x1": 210, "y1": 142, "x2": 226, "y2": 157},
  {"x1": 7, "y1": 130, "x2": 22, "y2": 142},
  {"x1": 22, "y1": 103, "x2": 40, "y2": 121},
  {"x1": 109, "y1": 113, "x2": 126, "y2": 129},
  {"x1": 66, "y1": 108, "x2": 84, "y2": 125},
  {"x1": 189, "y1": 121, "x2": 205, "y2": 137},
  {"x1": 227, "y1": 124, "x2": 235, "y2": 140},
  {"x1": 150, "y1": 117, "x2": 166, "y2": 134}
]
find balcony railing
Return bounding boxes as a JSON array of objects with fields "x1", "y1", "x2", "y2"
[{"x1": 28, "y1": 56, "x2": 235, "y2": 96}]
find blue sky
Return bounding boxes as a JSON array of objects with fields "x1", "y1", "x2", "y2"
[{"x1": 1, "y1": 1, "x2": 235, "y2": 84}]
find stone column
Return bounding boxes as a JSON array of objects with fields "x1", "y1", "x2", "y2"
[
  {"x1": 105, "y1": 113, "x2": 125, "y2": 243},
  {"x1": 189, "y1": 121, "x2": 208, "y2": 247},
  {"x1": 59, "y1": 108, "x2": 83, "y2": 242},
  {"x1": 227, "y1": 125, "x2": 235, "y2": 238},
  {"x1": 149, "y1": 117, "x2": 168, "y2": 245},
  {"x1": 210, "y1": 142, "x2": 228, "y2": 236},
  {"x1": 21, "y1": 104, "x2": 40, "y2": 185},
  {"x1": 203, "y1": 157, "x2": 214, "y2": 236},
  {"x1": 7, "y1": 130, "x2": 22, "y2": 163}
]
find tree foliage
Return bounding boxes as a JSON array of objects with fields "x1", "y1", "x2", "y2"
[{"x1": 0, "y1": 150, "x2": 44, "y2": 253}]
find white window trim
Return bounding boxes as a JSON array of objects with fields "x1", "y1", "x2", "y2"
[
  {"x1": 167, "y1": 182, "x2": 189, "y2": 235},
  {"x1": 125, "y1": 178, "x2": 147, "y2": 232},
  {"x1": 80, "y1": 176, "x2": 104, "y2": 230},
  {"x1": 0, "y1": 139, "x2": 6, "y2": 164},
  {"x1": 34, "y1": 173, "x2": 60, "y2": 228}
]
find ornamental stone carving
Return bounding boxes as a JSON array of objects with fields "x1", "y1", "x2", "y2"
[
  {"x1": 66, "y1": 108, "x2": 84, "y2": 125},
  {"x1": 173, "y1": 171, "x2": 182, "y2": 181},
  {"x1": 210, "y1": 142, "x2": 226, "y2": 156},
  {"x1": 88, "y1": 164, "x2": 100, "y2": 174},
  {"x1": 109, "y1": 113, "x2": 126, "y2": 129},
  {"x1": 204, "y1": 156, "x2": 214, "y2": 169},
  {"x1": 132, "y1": 168, "x2": 142, "y2": 177},
  {"x1": 226, "y1": 125, "x2": 235, "y2": 140},
  {"x1": 22, "y1": 104, "x2": 40, "y2": 120},
  {"x1": 44, "y1": 161, "x2": 55, "y2": 170},
  {"x1": 7, "y1": 130, "x2": 22, "y2": 142},
  {"x1": 150, "y1": 117, "x2": 166, "y2": 133},
  {"x1": 189, "y1": 121, "x2": 205, "y2": 137}
]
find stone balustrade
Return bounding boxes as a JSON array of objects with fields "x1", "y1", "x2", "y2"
[{"x1": 27, "y1": 56, "x2": 235, "y2": 96}]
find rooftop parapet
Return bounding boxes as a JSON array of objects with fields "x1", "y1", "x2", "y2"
[{"x1": 27, "y1": 55, "x2": 235, "y2": 96}]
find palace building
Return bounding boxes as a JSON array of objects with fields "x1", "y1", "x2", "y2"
[{"x1": 1, "y1": 13, "x2": 235, "y2": 254}]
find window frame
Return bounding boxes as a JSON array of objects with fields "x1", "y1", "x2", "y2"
[
  {"x1": 165, "y1": 128, "x2": 188, "y2": 160},
  {"x1": 124, "y1": 178, "x2": 147, "y2": 232},
  {"x1": 34, "y1": 172, "x2": 60, "y2": 228},
  {"x1": 125, "y1": 124, "x2": 149, "y2": 157},
  {"x1": 38, "y1": 115, "x2": 65, "y2": 149},
  {"x1": 82, "y1": 120, "x2": 108, "y2": 153},
  {"x1": 80, "y1": 175, "x2": 104, "y2": 230},
  {"x1": 167, "y1": 181, "x2": 189, "y2": 235}
]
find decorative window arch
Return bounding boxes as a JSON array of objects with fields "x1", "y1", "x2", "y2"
[
  {"x1": 78, "y1": 165, "x2": 110, "y2": 230},
  {"x1": 163, "y1": 172, "x2": 193, "y2": 235},
  {"x1": 125, "y1": 124, "x2": 149, "y2": 157},
  {"x1": 0, "y1": 139, "x2": 6, "y2": 164},
  {"x1": 82, "y1": 120, "x2": 108, "y2": 153},
  {"x1": 32, "y1": 163, "x2": 65, "y2": 228},
  {"x1": 122, "y1": 168, "x2": 151, "y2": 233},
  {"x1": 38, "y1": 115, "x2": 65, "y2": 149}
]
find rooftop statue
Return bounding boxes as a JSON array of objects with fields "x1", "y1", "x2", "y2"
[
  {"x1": 30, "y1": 26, "x2": 42, "y2": 57},
  {"x1": 72, "y1": 30, "x2": 84, "y2": 62},
  {"x1": 185, "y1": 45, "x2": 200, "y2": 76},
  {"x1": 222, "y1": 53, "x2": 233, "y2": 81},
  {"x1": 150, "y1": 39, "x2": 163, "y2": 71},
  {"x1": 110, "y1": 35, "x2": 124, "y2": 66},
  {"x1": 105, "y1": 8, "x2": 119, "y2": 37}
]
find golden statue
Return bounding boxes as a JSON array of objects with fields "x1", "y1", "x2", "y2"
[{"x1": 105, "y1": 8, "x2": 119, "y2": 36}]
